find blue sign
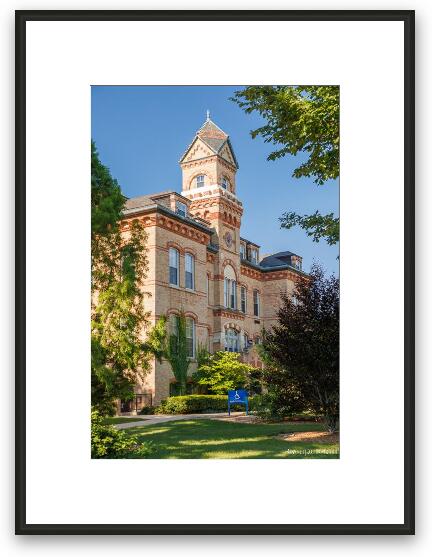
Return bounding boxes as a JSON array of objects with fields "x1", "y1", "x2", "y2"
[{"x1": 228, "y1": 390, "x2": 248, "y2": 415}]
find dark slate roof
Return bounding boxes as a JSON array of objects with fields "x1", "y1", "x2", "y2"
[
  {"x1": 197, "y1": 119, "x2": 227, "y2": 137},
  {"x1": 123, "y1": 192, "x2": 214, "y2": 236},
  {"x1": 260, "y1": 251, "x2": 299, "y2": 268},
  {"x1": 124, "y1": 194, "x2": 156, "y2": 211},
  {"x1": 240, "y1": 237, "x2": 260, "y2": 248},
  {"x1": 179, "y1": 118, "x2": 239, "y2": 169}
]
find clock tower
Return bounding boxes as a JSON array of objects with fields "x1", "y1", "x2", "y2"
[{"x1": 179, "y1": 113, "x2": 243, "y2": 256}]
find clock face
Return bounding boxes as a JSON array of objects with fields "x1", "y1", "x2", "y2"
[{"x1": 224, "y1": 231, "x2": 233, "y2": 248}]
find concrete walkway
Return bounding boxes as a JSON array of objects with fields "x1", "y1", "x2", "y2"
[{"x1": 115, "y1": 412, "x2": 246, "y2": 430}]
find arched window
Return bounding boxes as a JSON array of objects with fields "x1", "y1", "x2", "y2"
[
  {"x1": 225, "y1": 328, "x2": 239, "y2": 352},
  {"x1": 169, "y1": 247, "x2": 179, "y2": 286},
  {"x1": 185, "y1": 317, "x2": 195, "y2": 358},
  {"x1": 185, "y1": 253, "x2": 195, "y2": 290},
  {"x1": 221, "y1": 176, "x2": 229, "y2": 189},
  {"x1": 196, "y1": 175, "x2": 205, "y2": 188},
  {"x1": 223, "y1": 265, "x2": 237, "y2": 309}
]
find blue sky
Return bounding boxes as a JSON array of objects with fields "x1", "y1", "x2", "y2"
[{"x1": 91, "y1": 86, "x2": 339, "y2": 275}]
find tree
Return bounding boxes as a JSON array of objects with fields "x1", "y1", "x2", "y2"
[
  {"x1": 231, "y1": 86, "x2": 339, "y2": 245},
  {"x1": 144, "y1": 312, "x2": 190, "y2": 395},
  {"x1": 192, "y1": 351, "x2": 259, "y2": 395},
  {"x1": 91, "y1": 141, "x2": 151, "y2": 414},
  {"x1": 262, "y1": 264, "x2": 339, "y2": 431}
]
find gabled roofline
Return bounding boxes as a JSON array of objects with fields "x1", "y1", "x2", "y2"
[
  {"x1": 179, "y1": 128, "x2": 239, "y2": 169},
  {"x1": 197, "y1": 117, "x2": 227, "y2": 136},
  {"x1": 122, "y1": 203, "x2": 213, "y2": 235}
]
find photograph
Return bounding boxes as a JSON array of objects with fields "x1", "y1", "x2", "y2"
[
  {"x1": 15, "y1": 9, "x2": 414, "y2": 534},
  {"x1": 90, "y1": 85, "x2": 340, "y2": 459}
]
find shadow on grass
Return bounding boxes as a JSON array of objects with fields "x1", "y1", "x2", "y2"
[{"x1": 127, "y1": 419, "x2": 339, "y2": 459}]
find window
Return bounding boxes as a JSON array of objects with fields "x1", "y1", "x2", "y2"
[
  {"x1": 169, "y1": 247, "x2": 179, "y2": 286},
  {"x1": 185, "y1": 317, "x2": 195, "y2": 358},
  {"x1": 176, "y1": 201, "x2": 187, "y2": 217},
  {"x1": 253, "y1": 290, "x2": 260, "y2": 317},
  {"x1": 243, "y1": 333, "x2": 249, "y2": 350},
  {"x1": 224, "y1": 278, "x2": 237, "y2": 309},
  {"x1": 196, "y1": 175, "x2": 205, "y2": 187},
  {"x1": 240, "y1": 286, "x2": 247, "y2": 313},
  {"x1": 225, "y1": 329, "x2": 239, "y2": 352},
  {"x1": 240, "y1": 243, "x2": 246, "y2": 259},
  {"x1": 185, "y1": 253, "x2": 194, "y2": 290},
  {"x1": 224, "y1": 265, "x2": 237, "y2": 310},
  {"x1": 221, "y1": 177, "x2": 229, "y2": 189},
  {"x1": 230, "y1": 280, "x2": 237, "y2": 309},
  {"x1": 250, "y1": 248, "x2": 258, "y2": 264}
]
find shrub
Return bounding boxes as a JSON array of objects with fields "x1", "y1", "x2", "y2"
[
  {"x1": 139, "y1": 406, "x2": 155, "y2": 415},
  {"x1": 192, "y1": 351, "x2": 261, "y2": 395},
  {"x1": 155, "y1": 394, "x2": 258, "y2": 415},
  {"x1": 91, "y1": 410, "x2": 153, "y2": 458}
]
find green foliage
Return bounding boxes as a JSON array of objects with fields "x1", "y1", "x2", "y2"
[
  {"x1": 231, "y1": 86, "x2": 339, "y2": 184},
  {"x1": 155, "y1": 394, "x2": 256, "y2": 414},
  {"x1": 231, "y1": 86, "x2": 339, "y2": 245},
  {"x1": 280, "y1": 211, "x2": 340, "y2": 246},
  {"x1": 139, "y1": 406, "x2": 155, "y2": 415},
  {"x1": 262, "y1": 264, "x2": 339, "y2": 432},
  {"x1": 145, "y1": 312, "x2": 190, "y2": 395},
  {"x1": 192, "y1": 351, "x2": 260, "y2": 395},
  {"x1": 91, "y1": 141, "x2": 151, "y2": 413},
  {"x1": 91, "y1": 140, "x2": 125, "y2": 237},
  {"x1": 91, "y1": 410, "x2": 152, "y2": 459}
]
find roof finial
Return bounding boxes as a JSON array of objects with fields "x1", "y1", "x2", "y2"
[{"x1": 206, "y1": 109, "x2": 210, "y2": 121}]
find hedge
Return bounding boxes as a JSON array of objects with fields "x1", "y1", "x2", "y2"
[{"x1": 155, "y1": 395, "x2": 258, "y2": 415}]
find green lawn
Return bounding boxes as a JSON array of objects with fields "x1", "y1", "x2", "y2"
[
  {"x1": 102, "y1": 416, "x2": 147, "y2": 425},
  {"x1": 127, "y1": 419, "x2": 339, "y2": 459}
]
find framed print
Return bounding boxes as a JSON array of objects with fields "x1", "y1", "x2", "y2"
[{"x1": 15, "y1": 10, "x2": 415, "y2": 534}]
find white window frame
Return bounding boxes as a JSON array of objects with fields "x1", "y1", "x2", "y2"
[
  {"x1": 196, "y1": 175, "x2": 205, "y2": 187},
  {"x1": 240, "y1": 243, "x2": 246, "y2": 259},
  {"x1": 185, "y1": 252, "x2": 195, "y2": 290},
  {"x1": 176, "y1": 200, "x2": 187, "y2": 218},
  {"x1": 169, "y1": 247, "x2": 180, "y2": 286},
  {"x1": 221, "y1": 177, "x2": 228, "y2": 189},
  {"x1": 185, "y1": 317, "x2": 195, "y2": 359},
  {"x1": 251, "y1": 248, "x2": 258, "y2": 264},
  {"x1": 230, "y1": 280, "x2": 237, "y2": 310},
  {"x1": 240, "y1": 286, "x2": 247, "y2": 313},
  {"x1": 253, "y1": 290, "x2": 260, "y2": 317},
  {"x1": 225, "y1": 328, "x2": 239, "y2": 352}
]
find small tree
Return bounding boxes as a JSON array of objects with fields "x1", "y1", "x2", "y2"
[
  {"x1": 262, "y1": 264, "x2": 339, "y2": 431},
  {"x1": 145, "y1": 312, "x2": 190, "y2": 395},
  {"x1": 193, "y1": 351, "x2": 259, "y2": 395}
]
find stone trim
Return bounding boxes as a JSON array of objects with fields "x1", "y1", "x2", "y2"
[{"x1": 213, "y1": 308, "x2": 245, "y2": 321}]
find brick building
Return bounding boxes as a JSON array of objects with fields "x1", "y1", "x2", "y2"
[{"x1": 118, "y1": 115, "x2": 307, "y2": 411}]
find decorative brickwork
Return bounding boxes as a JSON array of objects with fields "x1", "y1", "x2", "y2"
[{"x1": 116, "y1": 116, "x2": 305, "y2": 410}]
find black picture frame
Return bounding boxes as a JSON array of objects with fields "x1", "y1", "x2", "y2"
[{"x1": 15, "y1": 9, "x2": 415, "y2": 535}]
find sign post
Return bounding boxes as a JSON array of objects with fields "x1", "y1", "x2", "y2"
[{"x1": 228, "y1": 390, "x2": 248, "y2": 416}]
